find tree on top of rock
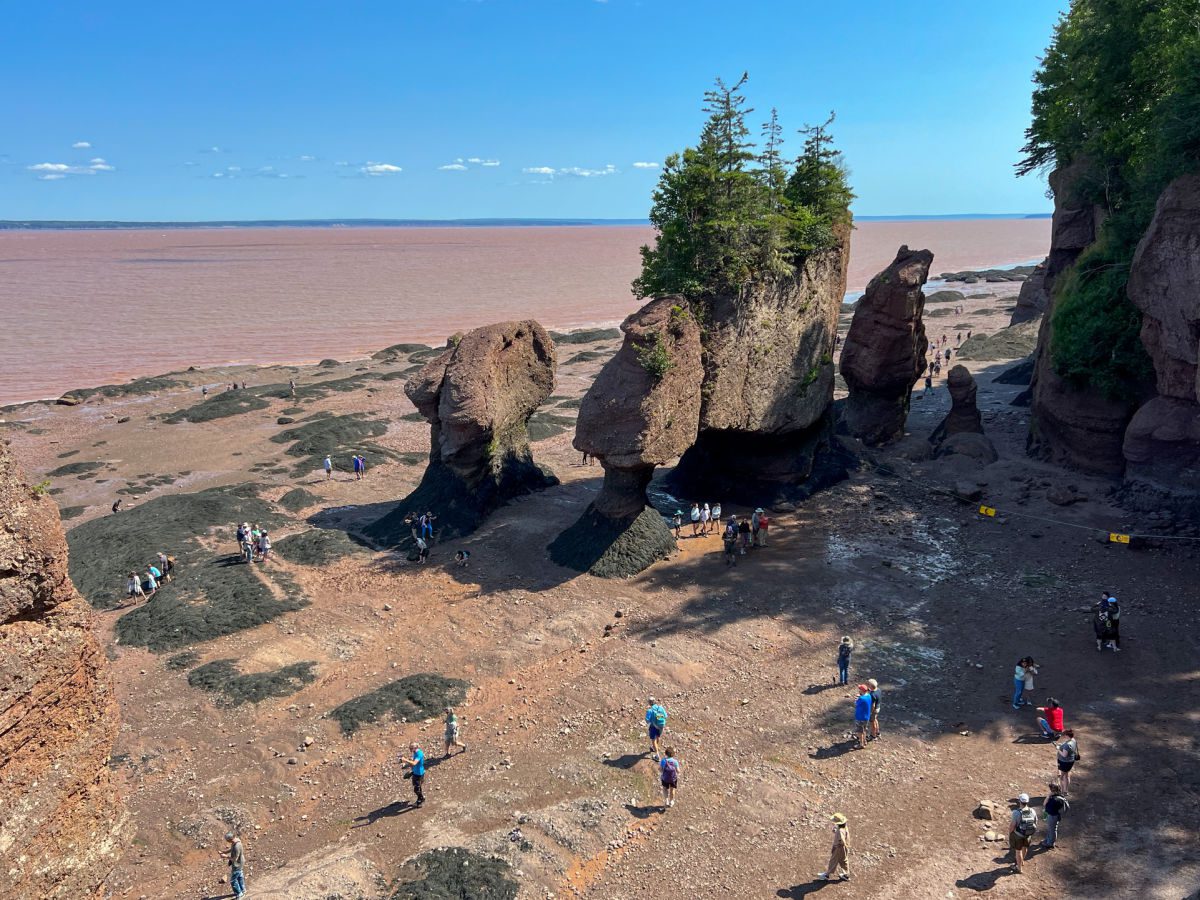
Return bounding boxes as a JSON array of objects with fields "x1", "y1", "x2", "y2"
[{"x1": 634, "y1": 74, "x2": 854, "y2": 304}]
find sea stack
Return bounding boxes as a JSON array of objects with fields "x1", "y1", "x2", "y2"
[
  {"x1": 548, "y1": 297, "x2": 703, "y2": 576},
  {"x1": 840, "y1": 245, "x2": 934, "y2": 445},
  {"x1": 365, "y1": 320, "x2": 557, "y2": 545},
  {"x1": 1123, "y1": 172, "x2": 1200, "y2": 512},
  {"x1": 665, "y1": 229, "x2": 851, "y2": 502},
  {"x1": 0, "y1": 443, "x2": 127, "y2": 899}
]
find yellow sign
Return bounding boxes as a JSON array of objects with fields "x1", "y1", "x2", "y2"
[
  {"x1": 979, "y1": 506, "x2": 997, "y2": 517},
  {"x1": 1109, "y1": 533, "x2": 1131, "y2": 544}
]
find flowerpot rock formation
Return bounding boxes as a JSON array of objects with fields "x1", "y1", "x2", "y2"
[
  {"x1": 365, "y1": 321, "x2": 558, "y2": 545},
  {"x1": 840, "y1": 245, "x2": 934, "y2": 445}
]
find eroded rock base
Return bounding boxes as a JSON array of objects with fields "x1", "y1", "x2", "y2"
[{"x1": 547, "y1": 505, "x2": 675, "y2": 578}]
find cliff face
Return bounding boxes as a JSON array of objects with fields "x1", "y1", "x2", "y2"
[
  {"x1": 1028, "y1": 161, "x2": 1140, "y2": 476},
  {"x1": 0, "y1": 443, "x2": 127, "y2": 899},
  {"x1": 667, "y1": 227, "x2": 850, "y2": 501},
  {"x1": 1123, "y1": 173, "x2": 1200, "y2": 506},
  {"x1": 840, "y1": 245, "x2": 933, "y2": 445}
]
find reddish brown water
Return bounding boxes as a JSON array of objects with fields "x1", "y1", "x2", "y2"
[{"x1": 0, "y1": 219, "x2": 1049, "y2": 405}]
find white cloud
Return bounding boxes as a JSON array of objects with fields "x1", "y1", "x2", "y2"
[
  {"x1": 72, "y1": 141, "x2": 92, "y2": 149},
  {"x1": 632, "y1": 161, "x2": 659, "y2": 169},
  {"x1": 227, "y1": 165, "x2": 242, "y2": 172},
  {"x1": 184, "y1": 160, "x2": 199, "y2": 167},
  {"x1": 212, "y1": 172, "x2": 225, "y2": 178},
  {"x1": 299, "y1": 154, "x2": 316, "y2": 161},
  {"x1": 439, "y1": 163, "x2": 468, "y2": 171},
  {"x1": 362, "y1": 162, "x2": 402, "y2": 175},
  {"x1": 334, "y1": 160, "x2": 351, "y2": 167},
  {"x1": 523, "y1": 166, "x2": 557, "y2": 175},
  {"x1": 481, "y1": 160, "x2": 501, "y2": 167},
  {"x1": 559, "y1": 164, "x2": 617, "y2": 177},
  {"x1": 39, "y1": 173, "x2": 66, "y2": 180},
  {"x1": 29, "y1": 160, "x2": 115, "y2": 177}
]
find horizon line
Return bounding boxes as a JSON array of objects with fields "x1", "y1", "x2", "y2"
[{"x1": 0, "y1": 213, "x2": 1052, "y2": 231}]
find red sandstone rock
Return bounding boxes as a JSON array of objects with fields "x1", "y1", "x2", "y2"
[{"x1": 0, "y1": 443, "x2": 127, "y2": 899}]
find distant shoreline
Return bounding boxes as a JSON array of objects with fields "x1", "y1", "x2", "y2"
[{"x1": 0, "y1": 213, "x2": 1051, "y2": 232}]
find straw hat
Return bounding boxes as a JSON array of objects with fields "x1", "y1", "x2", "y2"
[{"x1": 830, "y1": 813, "x2": 848, "y2": 826}]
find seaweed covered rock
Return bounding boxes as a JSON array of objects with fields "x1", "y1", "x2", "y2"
[
  {"x1": 1123, "y1": 173, "x2": 1200, "y2": 509},
  {"x1": 549, "y1": 298, "x2": 701, "y2": 576},
  {"x1": 391, "y1": 848, "x2": 518, "y2": 900},
  {"x1": 0, "y1": 443, "x2": 127, "y2": 899},
  {"x1": 365, "y1": 321, "x2": 558, "y2": 545},
  {"x1": 840, "y1": 245, "x2": 934, "y2": 445},
  {"x1": 668, "y1": 231, "x2": 851, "y2": 501},
  {"x1": 930, "y1": 367, "x2": 995, "y2": 465}
]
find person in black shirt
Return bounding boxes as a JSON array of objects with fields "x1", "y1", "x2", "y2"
[{"x1": 1042, "y1": 783, "x2": 1070, "y2": 848}]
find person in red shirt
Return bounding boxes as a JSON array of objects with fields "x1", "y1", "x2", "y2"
[{"x1": 1037, "y1": 698, "x2": 1065, "y2": 739}]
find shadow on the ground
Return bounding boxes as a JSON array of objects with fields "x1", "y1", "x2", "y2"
[
  {"x1": 602, "y1": 752, "x2": 647, "y2": 770},
  {"x1": 954, "y1": 861, "x2": 1013, "y2": 891},
  {"x1": 808, "y1": 739, "x2": 861, "y2": 760},
  {"x1": 802, "y1": 682, "x2": 842, "y2": 696},
  {"x1": 776, "y1": 878, "x2": 834, "y2": 897},
  {"x1": 352, "y1": 799, "x2": 416, "y2": 827},
  {"x1": 623, "y1": 802, "x2": 659, "y2": 820}
]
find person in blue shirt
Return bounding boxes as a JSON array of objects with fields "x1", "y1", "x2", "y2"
[
  {"x1": 854, "y1": 685, "x2": 873, "y2": 750},
  {"x1": 645, "y1": 697, "x2": 668, "y2": 761},
  {"x1": 143, "y1": 569, "x2": 158, "y2": 596},
  {"x1": 400, "y1": 741, "x2": 426, "y2": 807}
]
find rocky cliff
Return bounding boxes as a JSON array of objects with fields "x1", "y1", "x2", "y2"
[
  {"x1": 1123, "y1": 173, "x2": 1200, "y2": 508},
  {"x1": 549, "y1": 298, "x2": 702, "y2": 576},
  {"x1": 1028, "y1": 161, "x2": 1141, "y2": 476},
  {"x1": 666, "y1": 227, "x2": 851, "y2": 502},
  {"x1": 0, "y1": 442, "x2": 127, "y2": 899},
  {"x1": 840, "y1": 245, "x2": 933, "y2": 445},
  {"x1": 365, "y1": 321, "x2": 557, "y2": 545}
]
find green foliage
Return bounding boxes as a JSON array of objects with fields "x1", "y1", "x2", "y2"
[
  {"x1": 1050, "y1": 239, "x2": 1153, "y2": 399},
  {"x1": 1019, "y1": 0, "x2": 1200, "y2": 398},
  {"x1": 31, "y1": 479, "x2": 52, "y2": 496},
  {"x1": 634, "y1": 75, "x2": 854, "y2": 304},
  {"x1": 635, "y1": 331, "x2": 673, "y2": 380}
]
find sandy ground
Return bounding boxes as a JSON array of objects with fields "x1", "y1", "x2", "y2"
[{"x1": 3, "y1": 282, "x2": 1198, "y2": 900}]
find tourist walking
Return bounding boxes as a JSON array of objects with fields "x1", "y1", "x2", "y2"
[
  {"x1": 400, "y1": 741, "x2": 426, "y2": 807},
  {"x1": 836, "y1": 636, "x2": 854, "y2": 685},
  {"x1": 645, "y1": 697, "x2": 668, "y2": 760},
  {"x1": 690, "y1": 503, "x2": 701, "y2": 536},
  {"x1": 867, "y1": 678, "x2": 882, "y2": 741},
  {"x1": 127, "y1": 572, "x2": 145, "y2": 603},
  {"x1": 1009, "y1": 793, "x2": 1038, "y2": 874},
  {"x1": 156, "y1": 552, "x2": 171, "y2": 583},
  {"x1": 143, "y1": 568, "x2": 158, "y2": 596},
  {"x1": 672, "y1": 510, "x2": 683, "y2": 538},
  {"x1": 1036, "y1": 698, "x2": 1064, "y2": 740},
  {"x1": 756, "y1": 509, "x2": 769, "y2": 546},
  {"x1": 221, "y1": 832, "x2": 246, "y2": 899},
  {"x1": 659, "y1": 746, "x2": 680, "y2": 809},
  {"x1": 1101, "y1": 591, "x2": 1121, "y2": 649},
  {"x1": 352, "y1": 454, "x2": 362, "y2": 480},
  {"x1": 722, "y1": 519, "x2": 738, "y2": 567},
  {"x1": 1041, "y1": 783, "x2": 1069, "y2": 848},
  {"x1": 324, "y1": 455, "x2": 333, "y2": 479},
  {"x1": 925, "y1": 372, "x2": 933, "y2": 394},
  {"x1": 443, "y1": 707, "x2": 466, "y2": 756},
  {"x1": 712, "y1": 502, "x2": 722, "y2": 523},
  {"x1": 701, "y1": 502, "x2": 712, "y2": 534},
  {"x1": 818, "y1": 813, "x2": 851, "y2": 882},
  {"x1": 751, "y1": 508, "x2": 761, "y2": 545},
  {"x1": 737, "y1": 516, "x2": 751, "y2": 554},
  {"x1": 419, "y1": 511, "x2": 436, "y2": 544},
  {"x1": 257, "y1": 529, "x2": 271, "y2": 562},
  {"x1": 289, "y1": 378, "x2": 296, "y2": 399},
  {"x1": 854, "y1": 684, "x2": 872, "y2": 750},
  {"x1": 1055, "y1": 729, "x2": 1079, "y2": 795}
]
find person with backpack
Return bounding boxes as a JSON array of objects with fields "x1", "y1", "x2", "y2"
[
  {"x1": 645, "y1": 697, "x2": 668, "y2": 761},
  {"x1": 659, "y1": 747, "x2": 681, "y2": 808},
  {"x1": 722, "y1": 520, "x2": 738, "y2": 567},
  {"x1": 1041, "y1": 782, "x2": 1070, "y2": 849},
  {"x1": 156, "y1": 551, "x2": 171, "y2": 583},
  {"x1": 737, "y1": 516, "x2": 751, "y2": 554},
  {"x1": 1036, "y1": 698, "x2": 1064, "y2": 740},
  {"x1": 1055, "y1": 729, "x2": 1079, "y2": 795},
  {"x1": 219, "y1": 831, "x2": 246, "y2": 899},
  {"x1": 1009, "y1": 793, "x2": 1038, "y2": 874},
  {"x1": 1101, "y1": 591, "x2": 1121, "y2": 650},
  {"x1": 400, "y1": 741, "x2": 426, "y2": 807},
  {"x1": 817, "y1": 813, "x2": 851, "y2": 882},
  {"x1": 854, "y1": 684, "x2": 872, "y2": 750},
  {"x1": 867, "y1": 678, "x2": 882, "y2": 741},
  {"x1": 836, "y1": 637, "x2": 854, "y2": 686}
]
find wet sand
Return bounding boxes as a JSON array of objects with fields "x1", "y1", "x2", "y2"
[{"x1": 0, "y1": 218, "x2": 1048, "y2": 405}]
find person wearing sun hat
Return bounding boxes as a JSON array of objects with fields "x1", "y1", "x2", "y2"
[{"x1": 818, "y1": 813, "x2": 851, "y2": 881}]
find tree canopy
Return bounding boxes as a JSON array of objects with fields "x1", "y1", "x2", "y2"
[
  {"x1": 1019, "y1": 0, "x2": 1200, "y2": 399},
  {"x1": 634, "y1": 75, "x2": 853, "y2": 303}
]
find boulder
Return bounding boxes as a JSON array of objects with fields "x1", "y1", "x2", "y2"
[
  {"x1": 995, "y1": 356, "x2": 1036, "y2": 386},
  {"x1": 840, "y1": 245, "x2": 934, "y2": 445},
  {"x1": 937, "y1": 432, "x2": 999, "y2": 466},
  {"x1": 1122, "y1": 396, "x2": 1200, "y2": 500},
  {"x1": 667, "y1": 228, "x2": 852, "y2": 503},
  {"x1": 1009, "y1": 261, "x2": 1049, "y2": 325},
  {"x1": 365, "y1": 321, "x2": 557, "y2": 545},
  {"x1": 931, "y1": 366, "x2": 984, "y2": 446},
  {"x1": 0, "y1": 443, "x2": 127, "y2": 899},
  {"x1": 549, "y1": 298, "x2": 702, "y2": 576}
]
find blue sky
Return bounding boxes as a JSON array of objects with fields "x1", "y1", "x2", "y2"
[{"x1": 1, "y1": 1, "x2": 1067, "y2": 221}]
